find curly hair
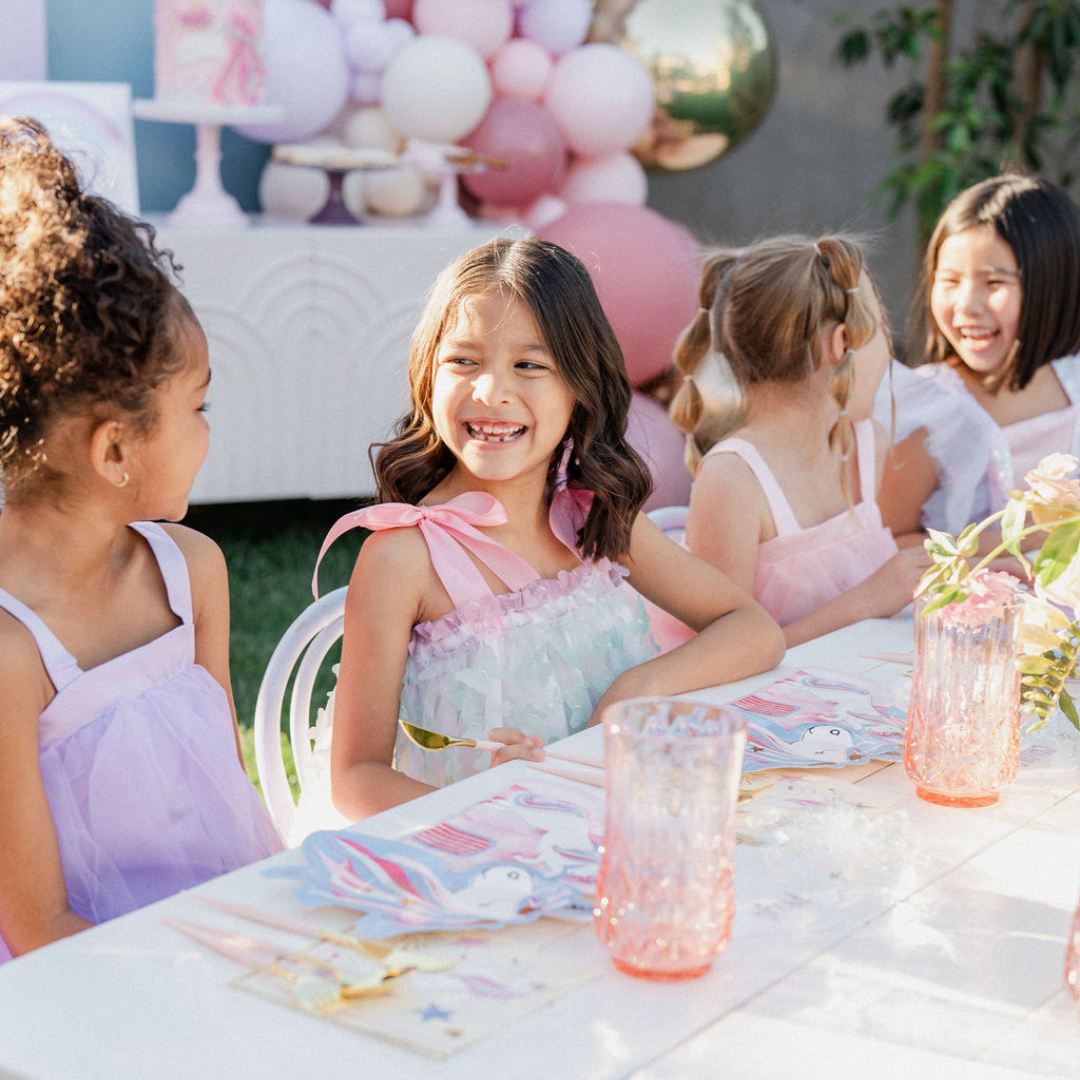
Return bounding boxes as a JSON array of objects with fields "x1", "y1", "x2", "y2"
[
  {"x1": 372, "y1": 236, "x2": 652, "y2": 560},
  {"x1": 0, "y1": 116, "x2": 189, "y2": 493}
]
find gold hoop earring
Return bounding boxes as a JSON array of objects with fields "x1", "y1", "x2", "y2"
[{"x1": 114, "y1": 472, "x2": 130, "y2": 489}]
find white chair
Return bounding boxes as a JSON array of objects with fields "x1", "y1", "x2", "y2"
[
  {"x1": 253, "y1": 586, "x2": 348, "y2": 842},
  {"x1": 647, "y1": 504, "x2": 689, "y2": 542}
]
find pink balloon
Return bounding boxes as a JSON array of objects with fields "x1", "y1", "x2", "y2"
[
  {"x1": 517, "y1": 0, "x2": 591, "y2": 54},
  {"x1": 234, "y1": 0, "x2": 350, "y2": 144},
  {"x1": 490, "y1": 38, "x2": 553, "y2": 100},
  {"x1": 545, "y1": 43, "x2": 654, "y2": 156},
  {"x1": 560, "y1": 152, "x2": 647, "y2": 206},
  {"x1": 539, "y1": 203, "x2": 700, "y2": 386},
  {"x1": 384, "y1": 0, "x2": 413, "y2": 17},
  {"x1": 463, "y1": 97, "x2": 567, "y2": 207},
  {"x1": 627, "y1": 391, "x2": 692, "y2": 512},
  {"x1": 413, "y1": 0, "x2": 512, "y2": 59}
]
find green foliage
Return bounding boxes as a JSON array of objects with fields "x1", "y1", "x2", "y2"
[
  {"x1": 835, "y1": 1, "x2": 1080, "y2": 240},
  {"x1": 186, "y1": 498, "x2": 368, "y2": 787}
]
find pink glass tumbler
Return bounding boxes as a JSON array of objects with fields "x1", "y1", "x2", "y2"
[
  {"x1": 905, "y1": 592, "x2": 1023, "y2": 807},
  {"x1": 1066, "y1": 891, "x2": 1080, "y2": 1007},
  {"x1": 593, "y1": 697, "x2": 747, "y2": 981}
]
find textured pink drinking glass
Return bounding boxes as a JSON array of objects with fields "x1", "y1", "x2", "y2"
[
  {"x1": 905, "y1": 591, "x2": 1023, "y2": 808},
  {"x1": 1066, "y1": 891, "x2": 1080, "y2": 1007},
  {"x1": 593, "y1": 697, "x2": 747, "y2": 981}
]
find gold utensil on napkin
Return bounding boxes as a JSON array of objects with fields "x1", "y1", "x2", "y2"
[
  {"x1": 163, "y1": 917, "x2": 410, "y2": 1010},
  {"x1": 188, "y1": 893, "x2": 452, "y2": 973}
]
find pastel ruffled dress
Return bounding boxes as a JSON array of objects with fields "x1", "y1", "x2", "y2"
[
  {"x1": 0, "y1": 522, "x2": 283, "y2": 963},
  {"x1": 873, "y1": 355, "x2": 1080, "y2": 533},
  {"x1": 303, "y1": 485, "x2": 656, "y2": 820},
  {"x1": 699, "y1": 420, "x2": 898, "y2": 628}
]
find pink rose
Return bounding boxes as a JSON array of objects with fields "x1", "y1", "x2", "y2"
[
  {"x1": 939, "y1": 570, "x2": 1021, "y2": 627},
  {"x1": 1025, "y1": 453, "x2": 1080, "y2": 524}
]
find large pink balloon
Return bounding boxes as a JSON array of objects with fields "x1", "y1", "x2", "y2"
[
  {"x1": 463, "y1": 98, "x2": 567, "y2": 207},
  {"x1": 545, "y1": 43, "x2": 653, "y2": 156},
  {"x1": 413, "y1": 0, "x2": 512, "y2": 59},
  {"x1": 490, "y1": 38, "x2": 553, "y2": 100},
  {"x1": 627, "y1": 391, "x2": 692, "y2": 512},
  {"x1": 539, "y1": 204, "x2": 701, "y2": 386},
  {"x1": 234, "y1": 0, "x2": 350, "y2": 144},
  {"x1": 559, "y1": 152, "x2": 647, "y2": 206},
  {"x1": 384, "y1": 0, "x2": 413, "y2": 17}
]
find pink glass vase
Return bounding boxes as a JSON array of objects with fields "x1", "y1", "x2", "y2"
[
  {"x1": 905, "y1": 591, "x2": 1022, "y2": 807},
  {"x1": 593, "y1": 697, "x2": 747, "y2": 981},
  {"x1": 1066, "y1": 892, "x2": 1080, "y2": 1006}
]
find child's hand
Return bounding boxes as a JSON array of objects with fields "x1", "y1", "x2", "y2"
[
  {"x1": 486, "y1": 728, "x2": 545, "y2": 767},
  {"x1": 862, "y1": 546, "x2": 934, "y2": 617}
]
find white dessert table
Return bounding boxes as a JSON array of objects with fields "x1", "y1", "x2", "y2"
[
  {"x1": 151, "y1": 219, "x2": 506, "y2": 505},
  {"x1": 1, "y1": 618, "x2": 1078, "y2": 1079}
]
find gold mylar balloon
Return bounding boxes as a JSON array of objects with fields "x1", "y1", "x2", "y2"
[{"x1": 617, "y1": 0, "x2": 777, "y2": 171}]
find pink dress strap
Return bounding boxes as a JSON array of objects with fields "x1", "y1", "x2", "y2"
[
  {"x1": 699, "y1": 437, "x2": 802, "y2": 536},
  {"x1": 314, "y1": 490, "x2": 543, "y2": 609}
]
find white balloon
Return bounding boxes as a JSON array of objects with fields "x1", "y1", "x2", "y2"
[
  {"x1": 524, "y1": 192, "x2": 567, "y2": 231},
  {"x1": 330, "y1": 0, "x2": 385, "y2": 27},
  {"x1": 346, "y1": 20, "x2": 395, "y2": 72},
  {"x1": 341, "y1": 105, "x2": 402, "y2": 152},
  {"x1": 258, "y1": 159, "x2": 329, "y2": 220},
  {"x1": 343, "y1": 171, "x2": 367, "y2": 218},
  {"x1": 560, "y1": 152, "x2": 647, "y2": 206},
  {"x1": 365, "y1": 165, "x2": 427, "y2": 217},
  {"x1": 545, "y1": 44, "x2": 654, "y2": 156},
  {"x1": 351, "y1": 70, "x2": 383, "y2": 104},
  {"x1": 380, "y1": 36, "x2": 492, "y2": 143}
]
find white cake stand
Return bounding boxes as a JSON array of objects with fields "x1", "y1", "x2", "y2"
[{"x1": 134, "y1": 100, "x2": 284, "y2": 229}]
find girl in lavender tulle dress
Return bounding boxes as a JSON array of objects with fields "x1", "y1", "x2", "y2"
[
  {"x1": 0, "y1": 119, "x2": 282, "y2": 962},
  {"x1": 309, "y1": 236, "x2": 784, "y2": 826}
]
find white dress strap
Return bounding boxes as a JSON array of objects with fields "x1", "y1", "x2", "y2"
[
  {"x1": 853, "y1": 419, "x2": 877, "y2": 501},
  {"x1": 129, "y1": 522, "x2": 194, "y2": 624},
  {"x1": 0, "y1": 586, "x2": 82, "y2": 691},
  {"x1": 698, "y1": 437, "x2": 802, "y2": 536}
]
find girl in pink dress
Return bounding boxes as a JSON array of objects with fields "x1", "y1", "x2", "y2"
[
  {"x1": 314, "y1": 237, "x2": 785, "y2": 822},
  {"x1": 669, "y1": 235, "x2": 929, "y2": 647},
  {"x1": 0, "y1": 119, "x2": 281, "y2": 961}
]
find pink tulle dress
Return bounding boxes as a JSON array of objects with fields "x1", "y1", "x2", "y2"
[
  {"x1": 313, "y1": 486, "x2": 657, "y2": 792},
  {"x1": 698, "y1": 420, "x2": 898, "y2": 628},
  {"x1": 0, "y1": 522, "x2": 283, "y2": 962}
]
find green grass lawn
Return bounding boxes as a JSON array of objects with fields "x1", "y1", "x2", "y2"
[{"x1": 184, "y1": 498, "x2": 369, "y2": 790}]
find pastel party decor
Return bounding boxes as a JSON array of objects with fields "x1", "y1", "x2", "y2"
[
  {"x1": 412, "y1": 0, "x2": 513, "y2": 59},
  {"x1": 627, "y1": 391, "x2": 692, "y2": 512},
  {"x1": 364, "y1": 164, "x2": 427, "y2": 216},
  {"x1": 545, "y1": 42, "x2": 654, "y2": 156},
  {"x1": 539, "y1": 203, "x2": 700, "y2": 386},
  {"x1": 330, "y1": 0, "x2": 385, "y2": 24},
  {"x1": 233, "y1": 0, "x2": 350, "y2": 143},
  {"x1": 559, "y1": 151, "x2": 647, "y2": 206},
  {"x1": 153, "y1": 0, "x2": 267, "y2": 107},
  {"x1": 340, "y1": 104, "x2": 402, "y2": 152},
  {"x1": 462, "y1": 98, "x2": 566, "y2": 207},
  {"x1": 517, "y1": 0, "x2": 592, "y2": 55},
  {"x1": 380, "y1": 35, "x2": 492, "y2": 143},
  {"x1": 490, "y1": 38, "x2": 553, "y2": 100},
  {"x1": 258, "y1": 156, "x2": 328, "y2": 219}
]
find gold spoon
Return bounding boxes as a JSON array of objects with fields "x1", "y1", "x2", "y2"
[{"x1": 399, "y1": 720, "x2": 505, "y2": 752}]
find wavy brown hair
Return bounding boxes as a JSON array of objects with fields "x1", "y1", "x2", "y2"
[
  {"x1": 0, "y1": 116, "x2": 190, "y2": 497},
  {"x1": 373, "y1": 237, "x2": 652, "y2": 560},
  {"x1": 917, "y1": 173, "x2": 1080, "y2": 392},
  {"x1": 669, "y1": 234, "x2": 885, "y2": 503}
]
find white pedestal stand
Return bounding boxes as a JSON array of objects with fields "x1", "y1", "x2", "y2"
[{"x1": 133, "y1": 100, "x2": 283, "y2": 229}]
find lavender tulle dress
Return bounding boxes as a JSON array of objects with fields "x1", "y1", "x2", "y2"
[
  {"x1": 0, "y1": 522, "x2": 282, "y2": 962},
  {"x1": 292, "y1": 486, "x2": 657, "y2": 842}
]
